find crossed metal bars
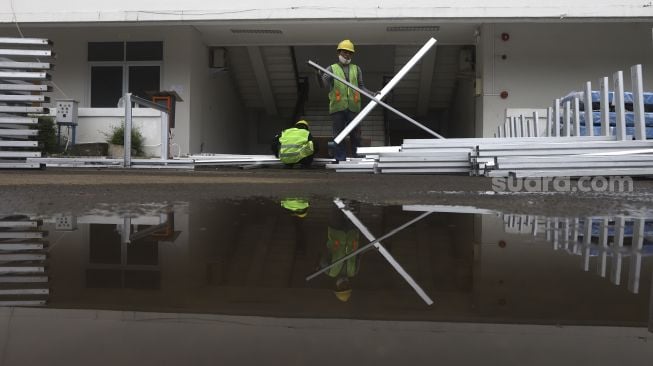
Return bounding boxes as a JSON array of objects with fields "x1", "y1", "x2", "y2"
[
  {"x1": 306, "y1": 198, "x2": 434, "y2": 305},
  {"x1": 308, "y1": 37, "x2": 443, "y2": 144}
]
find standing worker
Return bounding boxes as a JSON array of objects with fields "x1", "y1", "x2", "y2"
[
  {"x1": 271, "y1": 120, "x2": 318, "y2": 168},
  {"x1": 319, "y1": 39, "x2": 373, "y2": 162}
]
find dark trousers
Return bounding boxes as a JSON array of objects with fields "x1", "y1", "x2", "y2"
[
  {"x1": 283, "y1": 154, "x2": 314, "y2": 169},
  {"x1": 331, "y1": 110, "x2": 362, "y2": 161}
]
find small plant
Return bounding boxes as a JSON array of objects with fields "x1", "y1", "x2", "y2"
[
  {"x1": 105, "y1": 123, "x2": 145, "y2": 156},
  {"x1": 31, "y1": 115, "x2": 58, "y2": 155}
]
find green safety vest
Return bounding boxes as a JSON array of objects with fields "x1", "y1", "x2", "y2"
[
  {"x1": 328, "y1": 63, "x2": 361, "y2": 114},
  {"x1": 326, "y1": 227, "x2": 360, "y2": 278},
  {"x1": 280, "y1": 198, "x2": 310, "y2": 212},
  {"x1": 279, "y1": 128, "x2": 314, "y2": 164}
]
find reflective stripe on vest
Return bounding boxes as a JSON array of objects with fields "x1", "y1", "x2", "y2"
[
  {"x1": 328, "y1": 63, "x2": 361, "y2": 114},
  {"x1": 279, "y1": 128, "x2": 314, "y2": 164}
]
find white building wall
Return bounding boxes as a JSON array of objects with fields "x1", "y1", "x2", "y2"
[
  {"x1": 2, "y1": 1, "x2": 651, "y2": 22},
  {"x1": 10, "y1": 26, "x2": 198, "y2": 155},
  {"x1": 479, "y1": 22, "x2": 653, "y2": 137},
  {"x1": 188, "y1": 29, "x2": 248, "y2": 154}
]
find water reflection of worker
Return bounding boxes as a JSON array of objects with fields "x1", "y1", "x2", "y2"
[
  {"x1": 280, "y1": 198, "x2": 309, "y2": 256},
  {"x1": 320, "y1": 204, "x2": 361, "y2": 302}
]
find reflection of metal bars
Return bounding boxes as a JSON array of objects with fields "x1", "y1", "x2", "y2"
[
  {"x1": 0, "y1": 216, "x2": 49, "y2": 306},
  {"x1": 306, "y1": 199, "x2": 434, "y2": 305},
  {"x1": 503, "y1": 213, "x2": 651, "y2": 295}
]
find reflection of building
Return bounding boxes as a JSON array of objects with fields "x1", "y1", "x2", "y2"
[{"x1": 0, "y1": 215, "x2": 49, "y2": 306}]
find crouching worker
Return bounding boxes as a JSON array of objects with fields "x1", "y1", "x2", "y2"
[{"x1": 272, "y1": 120, "x2": 318, "y2": 168}]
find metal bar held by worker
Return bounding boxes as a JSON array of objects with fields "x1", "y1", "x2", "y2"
[
  {"x1": 308, "y1": 58, "x2": 443, "y2": 140},
  {"x1": 319, "y1": 37, "x2": 439, "y2": 144}
]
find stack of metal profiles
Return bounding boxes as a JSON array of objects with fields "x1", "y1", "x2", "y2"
[
  {"x1": 327, "y1": 141, "x2": 473, "y2": 174},
  {"x1": 0, "y1": 216, "x2": 49, "y2": 306},
  {"x1": 0, "y1": 37, "x2": 53, "y2": 169},
  {"x1": 483, "y1": 64, "x2": 653, "y2": 178}
]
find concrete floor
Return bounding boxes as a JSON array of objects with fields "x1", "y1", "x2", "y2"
[{"x1": 1, "y1": 168, "x2": 653, "y2": 217}]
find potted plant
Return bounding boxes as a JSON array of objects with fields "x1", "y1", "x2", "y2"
[{"x1": 105, "y1": 123, "x2": 145, "y2": 158}]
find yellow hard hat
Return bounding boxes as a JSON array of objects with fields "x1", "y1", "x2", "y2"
[
  {"x1": 337, "y1": 39, "x2": 355, "y2": 53},
  {"x1": 334, "y1": 289, "x2": 352, "y2": 302},
  {"x1": 295, "y1": 120, "x2": 309, "y2": 127}
]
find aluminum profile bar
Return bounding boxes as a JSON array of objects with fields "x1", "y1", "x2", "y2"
[
  {"x1": 584, "y1": 81, "x2": 594, "y2": 136},
  {"x1": 504, "y1": 119, "x2": 510, "y2": 138},
  {"x1": 308, "y1": 59, "x2": 443, "y2": 140},
  {"x1": 533, "y1": 111, "x2": 540, "y2": 137},
  {"x1": 130, "y1": 94, "x2": 169, "y2": 113},
  {"x1": 0, "y1": 106, "x2": 47, "y2": 113},
  {"x1": 0, "y1": 232, "x2": 44, "y2": 239},
  {"x1": 553, "y1": 99, "x2": 560, "y2": 137},
  {"x1": 0, "y1": 289, "x2": 49, "y2": 296},
  {"x1": 520, "y1": 115, "x2": 526, "y2": 137},
  {"x1": 0, "y1": 276, "x2": 48, "y2": 283},
  {"x1": 600, "y1": 77, "x2": 610, "y2": 136},
  {"x1": 0, "y1": 300, "x2": 46, "y2": 306},
  {"x1": 0, "y1": 37, "x2": 51, "y2": 45},
  {"x1": 506, "y1": 168, "x2": 653, "y2": 178},
  {"x1": 582, "y1": 218, "x2": 592, "y2": 271},
  {"x1": 402, "y1": 136, "x2": 620, "y2": 145},
  {"x1": 0, "y1": 61, "x2": 51, "y2": 69},
  {"x1": 0, "y1": 151, "x2": 41, "y2": 158},
  {"x1": 0, "y1": 243, "x2": 45, "y2": 250},
  {"x1": 0, "y1": 129, "x2": 38, "y2": 136},
  {"x1": 610, "y1": 217, "x2": 625, "y2": 286},
  {"x1": 0, "y1": 117, "x2": 37, "y2": 124},
  {"x1": 546, "y1": 107, "x2": 552, "y2": 137},
  {"x1": 0, "y1": 49, "x2": 52, "y2": 57},
  {"x1": 124, "y1": 93, "x2": 132, "y2": 167},
  {"x1": 573, "y1": 97, "x2": 581, "y2": 136},
  {"x1": 631, "y1": 64, "x2": 646, "y2": 140},
  {"x1": 161, "y1": 111, "x2": 169, "y2": 160},
  {"x1": 0, "y1": 221, "x2": 38, "y2": 228},
  {"x1": 330, "y1": 37, "x2": 439, "y2": 144},
  {"x1": 0, "y1": 84, "x2": 49, "y2": 92},
  {"x1": 613, "y1": 71, "x2": 626, "y2": 140},
  {"x1": 0, "y1": 141, "x2": 38, "y2": 147},
  {"x1": 563, "y1": 100, "x2": 571, "y2": 137},
  {"x1": 629, "y1": 218, "x2": 644, "y2": 293},
  {"x1": 511, "y1": 116, "x2": 517, "y2": 138},
  {"x1": 0, "y1": 162, "x2": 41, "y2": 169},
  {"x1": 0, "y1": 71, "x2": 49, "y2": 80},
  {"x1": 0, "y1": 254, "x2": 47, "y2": 261},
  {"x1": 0, "y1": 95, "x2": 47, "y2": 102},
  {"x1": 306, "y1": 211, "x2": 432, "y2": 281},
  {"x1": 332, "y1": 199, "x2": 433, "y2": 305},
  {"x1": 0, "y1": 267, "x2": 45, "y2": 274}
]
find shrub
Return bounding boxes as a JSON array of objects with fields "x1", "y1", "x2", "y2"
[
  {"x1": 105, "y1": 123, "x2": 145, "y2": 156},
  {"x1": 32, "y1": 116, "x2": 58, "y2": 155}
]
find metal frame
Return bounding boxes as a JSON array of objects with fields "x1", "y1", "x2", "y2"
[{"x1": 123, "y1": 93, "x2": 170, "y2": 167}]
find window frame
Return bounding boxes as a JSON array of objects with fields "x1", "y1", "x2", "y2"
[{"x1": 87, "y1": 41, "x2": 164, "y2": 107}]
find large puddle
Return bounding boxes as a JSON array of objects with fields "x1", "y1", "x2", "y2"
[{"x1": 1, "y1": 197, "x2": 651, "y2": 330}]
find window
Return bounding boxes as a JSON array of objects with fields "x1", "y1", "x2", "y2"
[{"x1": 88, "y1": 41, "x2": 162, "y2": 107}]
